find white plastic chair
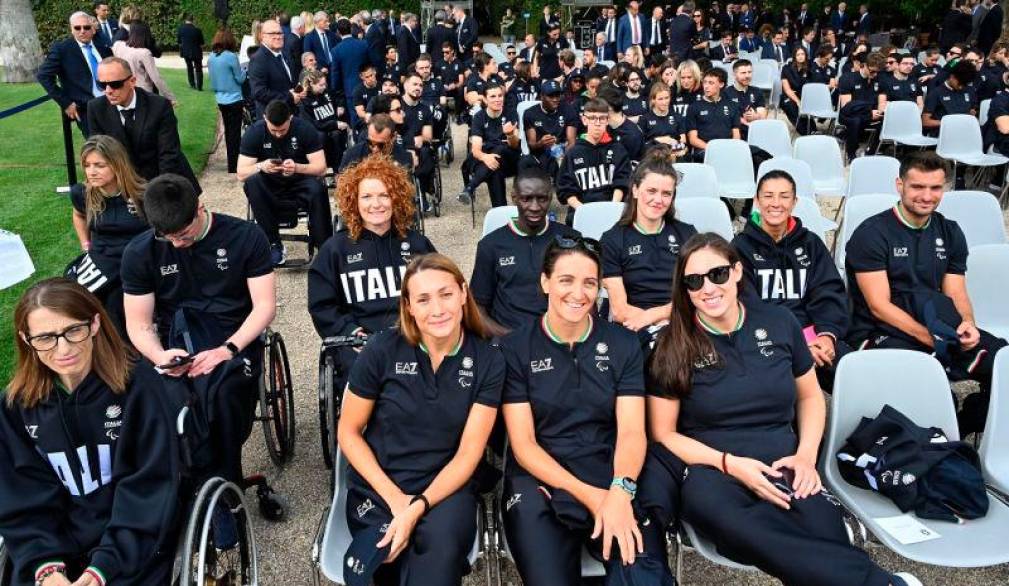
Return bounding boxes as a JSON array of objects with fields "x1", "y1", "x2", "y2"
[
  {"x1": 966, "y1": 244, "x2": 1009, "y2": 342},
  {"x1": 598, "y1": 59, "x2": 616, "y2": 69},
  {"x1": 484, "y1": 42, "x2": 508, "y2": 64},
  {"x1": 516, "y1": 100, "x2": 541, "y2": 156},
  {"x1": 792, "y1": 196, "x2": 838, "y2": 244},
  {"x1": 878, "y1": 101, "x2": 938, "y2": 155},
  {"x1": 793, "y1": 135, "x2": 847, "y2": 197},
  {"x1": 757, "y1": 157, "x2": 815, "y2": 199},
  {"x1": 833, "y1": 193, "x2": 899, "y2": 278},
  {"x1": 675, "y1": 198, "x2": 734, "y2": 240},
  {"x1": 936, "y1": 114, "x2": 1009, "y2": 178},
  {"x1": 481, "y1": 205, "x2": 518, "y2": 237},
  {"x1": 846, "y1": 155, "x2": 901, "y2": 198},
  {"x1": 797, "y1": 83, "x2": 838, "y2": 131},
  {"x1": 822, "y1": 349, "x2": 1009, "y2": 568},
  {"x1": 673, "y1": 162, "x2": 720, "y2": 199},
  {"x1": 704, "y1": 139, "x2": 757, "y2": 199},
  {"x1": 675, "y1": 522, "x2": 758, "y2": 581},
  {"x1": 572, "y1": 201, "x2": 624, "y2": 239},
  {"x1": 981, "y1": 347, "x2": 1009, "y2": 496},
  {"x1": 980, "y1": 98, "x2": 992, "y2": 127},
  {"x1": 747, "y1": 119, "x2": 793, "y2": 159},
  {"x1": 751, "y1": 61, "x2": 777, "y2": 92},
  {"x1": 937, "y1": 191, "x2": 1008, "y2": 249}
]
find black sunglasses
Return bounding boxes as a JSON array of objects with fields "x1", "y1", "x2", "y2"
[
  {"x1": 96, "y1": 77, "x2": 131, "y2": 90},
  {"x1": 73, "y1": 25, "x2": 93, "y2": 31},
  {"x1": 367, "y1": 139, "x2": 390, "y2": 150},
  {"x1": 682, "y1": 265, "x2": 732, "y2": 291},
  {"x1": 554, "y1": 234, "x2": 601, "y2": 255}
]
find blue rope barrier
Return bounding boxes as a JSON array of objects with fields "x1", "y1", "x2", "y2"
[{"x1": 0, "y1": 96, "x2": 49, "y2": 120}]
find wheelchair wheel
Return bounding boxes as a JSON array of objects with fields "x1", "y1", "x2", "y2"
[
  {"x1": 260, "y1": 331, "x2": 296, "y2": 466},
  {"x1": 432, "y1": 163, "x2": 443, "y2": 218},
  {"x1": 180, "y1": 477, "x2": 258, "y2": 586},
  {"x1": 317, "y1": 351, "x2": 339, "y2": 470},
  {"x1": 444, "y1": 133, "x2": 455, "y2": 165}
]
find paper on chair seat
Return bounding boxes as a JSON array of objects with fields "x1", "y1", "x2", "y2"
[
  {"x1": 0, "y1": 230, "x2": 35, "y2": 290},
  {"x1": 874, "y1": 514, "x2": 943, "y2": 545}
]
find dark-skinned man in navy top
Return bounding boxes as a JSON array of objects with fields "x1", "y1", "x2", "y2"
[
  {"x1": 845, "y1": 152, "x2": 1007, "y2": 435},
  {"x1": 337, "y1": 253, "x2": 503, "y2": 586},
  {"x1": 519, "y1": 80, "x2": 569, "y2": 177},
  {"x1": 471, "y1": 168, "x2": 581, "y2": 333},
  {"x1": 602, "y1": 152, "x2": 697, "y2": 336},
  {"x1": 922, "y1": 59, "x2": 978, "y2": 137},
  {"x1": 732, "y1": 170, "x2": 851, "y2": 391}
]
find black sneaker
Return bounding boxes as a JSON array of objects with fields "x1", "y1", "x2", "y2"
[
  {"x1": 269, "y1": 243, "x2": 286, "y2": 267},
  {"x1": 257, "y1": 484, "x2": 287, "y2": 522},
  {"x1": 456, "y1": 190, "x2": 472, "y2": 205}
]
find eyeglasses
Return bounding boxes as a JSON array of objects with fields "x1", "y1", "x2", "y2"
[
  {"x1": 155, "y1": 212, "x2": 201, "y2": 243},
  {"x1": 554, "y1": 234, "x2": 601, "y2": 254},
  {"x1": 886, "y1": 60, "x2": 896, "y2": 64},
  {"x1": 583, "y1": 114, "x2": 609, "y2": 124},
  {"x1": 682, "y1": 265, "x2": 732, "y2": 291},
  {"x1": 73, "y1": 25, "x2": 93, "y2": 31},
  {"x1": 263, "y1": 31, "x2": 284, "y2": 36},
  {"x1": 23, "y1": 321, "x2": 92, "y2": 351},
  {"x1": 96, "y1": 77, "x2": 131, "y2": 90},
  {"x1": 367, "y1": 139, "x2": 390, "y2": 150}
]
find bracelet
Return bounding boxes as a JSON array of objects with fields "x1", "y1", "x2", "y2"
[
  {"x1": 34, "y1": 563, "x2": 66, "y2": 586},
  {"x1": 721, "y1": 451, "x2": 730, "y2": 474},
  {"x1": 410, "y1": 494, "x2": 431, "y2": 515}
]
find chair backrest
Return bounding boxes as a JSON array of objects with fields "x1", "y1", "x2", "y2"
[
  {"x1": 675, "y1": 197, "x2": 734, "y2": 240},
  {"x1": 484, "y1": 43, "x2": 507, "y2": 64},
  {"x1": 673, "y1": 162, "x2": 720, "y2": 199},
  {"x1": 980, "y1": 98, "x2": 992, "y2": 127},
  {"x1": 966, "y1": 244, "x2": 1009, "y2": 343},
  {"x1": 319, "y1": 443, "x2": 353, "y2": 582},
  {"x1": 747, "y1": 119, "x2": 793, "y2": 159},
  {"x1": 793, "y1": 135, "x2": 845, "y2": 193},
  {"x1": 516, "y1": 100, "x2": 541, "y2": 156},
  {"x1": 937, "y1": 114, "x2": 984, "y2": 158},
  {"x1": 980, "y1": 347, "x2": 1009, "y2": 479},
  {"x1": 598, "y1": 59, "x2": 615, "y2": 69},
  {"x1": 573, "y1": 201, "x2": 624, "y2": 239},
  {"x1": 798, "y1": 83, "x2": 834, "y2": 116},
  {"x1": 880, "y1": 100, "x2": 926, "y2": 141},
  {"x1": 756, "y1": 156, "x2": 815, "y2": 199},
  {"x1": 833, "y1": 192, "x2": 899, "y2": 275},
  {"x1": 937, "y1": 191, "x2": 1009, "y2": 248},
  {"x1": 704, "y1": 139, "x2": 756, "y2": 198},
  {"x1": 482, "y1": 205, "x2": 518, "y2": 237},
  {"x1": 846, "y1": 155, "x2": 900, "y2": 197},
  {"x1": 751, "y1": 62, "x2": 776, "y2": 89},
  {"x1": 791, "y1": 196, "x2": 836, "y2": 244}
]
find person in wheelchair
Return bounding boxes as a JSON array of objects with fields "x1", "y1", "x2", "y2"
[
  {"x1": 338, "y1": 114, "x2": 414, "y2": 171},
  {"x1": 400, "y1": 70, "x2": 438, "y2": 212},
  {"x1": 336, "y1": 253, "x2": 503, "y2": 586},
  {"x1": 1, "y1": 278, "x2": 180, "y2": 586},
  {"x1": 308, "y1": 156, "x2": 436, "y2": 390},
  {"x1": 499, "y1": 237, "x2": 677, "y2": 585},
  {"x1": 601, "y1": 150, "x2": 698, "y2": 334},
  {"x1": 415, "y1": 54, "x2": 450, "y2": 141},
  {"x1": 297, "y1": 69, "x2": 350, "y2": 172},
  {"x1": 456, "y1": 83, "x2": 520, "y2": 208},
  {"x1": 237, "y1": 99, "x2": 334, "y2": 266},
  {"x1": 68, "y1": 135, "x2": 148, "y2": 335},
  {"x1": 646, "y1": 233, "x2": 922, "y2": 586},
  {"x1": 120, "y1": 174, "x2": 287, "y2": 519},
  {"x1": 732, "y1": 170, "x2": 852, "y2": 391}
]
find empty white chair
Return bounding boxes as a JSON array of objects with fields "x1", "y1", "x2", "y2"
[
  {"x1": 704, "y1": 139, "x2": 756, "y2": 199},
  {"x1": 598, "y1": 59, "x2": 615, "y2": 69},
  {"x1": 833, "y1": 193, "x2": 899, "y2": 277},
  {"x1": 673, "y1": 162, "x2": 720, "y2": 199},
  {"x1": 573, "y1": 201, "x2": 624, "y2": 239},
  {"x1": 878, "y1": 101, "x2": 938, "y2": 154},
  {"x1": 797, "y1": 83, "x2": 838, "y2": 130},
  {"x1": 757, "y1": 157, "x2": 815, "y2": 199},
  {"x1": 747, "y1": 119, "x2": 793, "y2": 159},
  {"x1": 792, "y1": 196, "x2": 838, "y2": 244},
  {"x1": 751, "y1": 62, "x2": 777, "y2": 91},
  {"x1": 481, "y1": 205, "x2": 518, "y2": 237},
  {"x1": 937, "y1": 191, "x2": 1009, "y2": 248},
  {"x1": 822, "y1": 349, "x2": 1009, "y2": 568},
  {"x1": 936, "y1": 114, "x2": 1009, "y2": 177},
  {"x1": 980, "y1": 347, "x2": 1009, "y2": 496},
  {"x1": 484, "y1": 42, "x2": 507, "y2": 64},
  {"x1": 846, "y1": 155, "x2": 901, "y2": 198},
  {"x1": 676, "y1": 198, "x2": 734, "y2": 240},
  {"x1": 517, "y1": 100, "x2": 541, "y2": 156},
  {"x1": 794, "y1": 135, "x2": 847, "y2": 197},
  {"x1": 966, "y1": 244, "x2": 1009, "y2": 341},
  {"x1": 980, "y1": 98, "x2": 992, "y2": 127}
]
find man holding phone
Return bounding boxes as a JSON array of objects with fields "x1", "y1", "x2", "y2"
[{"x1": 237, "y1": 99, "x2": 332, "y2": 266}]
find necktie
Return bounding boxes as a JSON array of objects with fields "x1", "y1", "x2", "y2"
[
  {"x1": 458, "y1": 19, "x2": 463, "y2": 46},
  {"x1": 653, "y1": 20, "x2": 659, "y2": 45},
  {"x1": 320, "y1": 32, "x2": 329, "y2": 60},
  {"x1": 777, "y1": 45, "x2": 782, "y2": 62},
  {"x1": 278, "y1": 53, "x2": 292, "y2": 82},
  {"x1": 121, "y1": 108, "x2": 136, "y2": 147},
  {"x1": 631, "y1": 15, "x2": 640, "y2": 45},
  {"x1": 607, "y1": 19, "x2": 615, "y2": 43},
  {"x1": 82, "y1": 43, "x2": 101, "y2": 95},
  {"x1": 103, "y1": 22, "x2": 112, "y2": 41}
]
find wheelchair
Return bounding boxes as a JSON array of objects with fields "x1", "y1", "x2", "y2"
[
  {"x1": 259, "y1": 328, "x2": 296, "y2": 466},
  {"x1": 317, "y1": 335, "x2": 369, "y2": 471},
  {"x1": 245, "y1": 183, "x2": 329, "y2": 269}
]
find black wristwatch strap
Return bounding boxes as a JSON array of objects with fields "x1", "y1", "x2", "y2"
[
  {"x1": 225, "y1": 341, "x2": 240, "y2": 356},
  {"x1": 410, "y1": 494, "x2": 431, "y2": 515}
]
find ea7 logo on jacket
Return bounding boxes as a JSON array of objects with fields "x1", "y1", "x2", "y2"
[
  {"x1": 892, "y1": 247, "x2": 909, "y2": 258},
  {"x1": 530, "y1": 358, "x2": 554, "y2": 373},
  {"x1": 160, "y1": 264, "x2": 179, "y2": 276},
  {"x1": 499, "y1": 256, "x2": 516, "y2": 266},
  {"x1": 395, "y1": 362, "x2": 418, "y2": 375}
]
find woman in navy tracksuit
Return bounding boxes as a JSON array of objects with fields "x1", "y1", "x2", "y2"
[
  {"x1": 0, "y1": 278, "x2": 179, "y2": 586},
  {"x1": 645, "y1": 233, "x2": 922, "y2": 586},
  {"x1": 336, "y1": 254, "x2": 503, "y2": 586},
  {"x1": 731, "y1": 170, "x2": 851, "y2": 390},
  {"x1": 500, "y1": 236, "x2": 677, "y2": 586}
]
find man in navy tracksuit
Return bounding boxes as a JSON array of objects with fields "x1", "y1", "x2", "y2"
[{"x1": 733, "y1": 170, "x2": 851, "y2": 390}]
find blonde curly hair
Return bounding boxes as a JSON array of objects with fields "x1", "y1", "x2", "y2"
[{"x1": 335, "y1": 155, "x2": 416, "y2": 240}]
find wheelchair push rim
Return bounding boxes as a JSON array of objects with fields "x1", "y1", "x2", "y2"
[
  {"x1": 317, "y1": 351, "x2": 339, "y2": 470},
  {"x1": 260, "y1": 332, "x2": 296, "y2": 466},
  {"x1": 179, "y1": 478, "x2": 258, "y2": 586}
]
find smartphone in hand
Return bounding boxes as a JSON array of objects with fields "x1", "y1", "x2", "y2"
[{"x1": 158, "y1": 355, "x2": 194, "y2": 370}]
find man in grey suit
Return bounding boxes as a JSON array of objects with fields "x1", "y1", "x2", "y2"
[{"x1": 970, "y1": 0, "x2": 990, "y2": 43}]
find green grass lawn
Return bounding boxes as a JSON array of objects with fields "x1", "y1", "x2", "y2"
[{"x1": 0, "y1": 68, "x2": 218, "y2": 384}]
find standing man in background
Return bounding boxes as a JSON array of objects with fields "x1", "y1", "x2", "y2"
[
  {"x1": 455, "y1": 6, "x2": 478, "y2": 59},
  {"x1": 93, "y1": 2, "x2": 118, "y2": 48},
  {"x1": 617, "y1": 0, "x2": 647, "y2": 58},
  {"x1": 303, "y1": 11, "x2": 337, "y2": 73},
  {"x1": 177, "y1": 13, "x2": 205, "y2": 91},
  {"x1": 286, "y1": 15, "x2": 306, "y2": 81}
]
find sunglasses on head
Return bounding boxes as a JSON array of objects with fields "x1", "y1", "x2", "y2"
[
  {"x1": 682, "y1": 265, "x2": 732, "y2": 292},
  {"x1": 554, "y1": 234, "x2": 601, "y2": 255},
  {"x1": 73, "y1": 25, "x2": 92, "y2": 31},
  {"x1": 96, "y1": 77, "x2": 130, "y2": 90}
]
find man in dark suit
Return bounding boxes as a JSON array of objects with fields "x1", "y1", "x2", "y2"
[
  {"x1": 87, "y1": 57, "x2": 200, "y2": 194},
  {"x1": 37, "y1": 11, "x2": 111, "y2": 137},
  {"x1": 248, "y1": 19, "x2": 306, "y2": 117},
  {"x1": 761, "y1": 30, "x2": 789, "y2": 63},
  {"x1": 799, "y1": 26, "x2": 818, "y2": 57},
  {"x1": 285, "y1": 15, "x2": 306, "y2": 82},
  {"x1": 710, "y1": 30, "x2": 738, "y2": 61},
  {"x1": 364, "y1": 16, "x2": 388, "y2": 77},
  {"x1": 426, "y1": 10, "x2": 455, "y2": 65},
  {"x1": 646, "y1": 6, "x2": 665, "y2": 56},
  {"x1": 176, "y1": 13, "x2": 205, "y2": 91},
  {"x1": 330, "y1": 19, "x2": 369, "y2": 119},
  {"x1": 855, "y1": 4, "x2": 872, "y2": 35},
  {"x1": 455, "y1": 7, "x2": 478, "y2": 59},
  {"x1": 668, "y1": 1, "x2": 696, "y2": 61},
  {"x1": 398, "y1": 13, "x2": 422, "y2": 67},
  {"x1": 93, "y1": 2, "x2": 118, "y2": 48},
  {"x1": 303, "y1": 11, "x2": 338, "y2": 73},
  {"x1": 617, "y1": 0, "x2": 648, "y2": 56},
  {"x1": 830, "y1": 2, "x2": 850, "y2": 34},
  {"x1": 595, "y1": 6, "x2": 618, "y2": 60},
  {"x1": 796, "y1": 3, "x2": 817, "y2": 31},
  {"x1": 977, "y1": 0, "x2": 1002, "y2": 54}
]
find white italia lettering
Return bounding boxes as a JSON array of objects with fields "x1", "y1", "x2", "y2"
[
  {"x1": 340, "y1": 267, "x2": 409, "y2": 303},
  {"x1": 313, "y1": 102, "x2": 335, "y2": 120},
  {"x1": 98, "y1": 444, "x2": 112, "y2": 484},
  {"x1": 46, "y1": 444, "x2": 114, "y2": 496},
  {"x1": 47, "y1": 452, "x2": 80, "y2": 496},
  {"x1": 77, "y1": 445, "x2": 99, "y2": 494},
  {"x1": 573, "y1": 164, "x2": 614, "y2": 190},
  {"x1": 757, "y1": 268, "x2": 808, "y2": 300},
  {"x1": 366, "y1": 269, "x2": 388, "y2": 299}
]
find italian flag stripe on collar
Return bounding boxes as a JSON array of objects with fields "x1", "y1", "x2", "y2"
[{"x1": 695, "y1": 303, "x2": 746, "y2": 335}]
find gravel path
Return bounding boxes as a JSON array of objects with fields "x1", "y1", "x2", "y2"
[{"x1": 192, "y1": 112, "x2": 1009, "y2": 585}]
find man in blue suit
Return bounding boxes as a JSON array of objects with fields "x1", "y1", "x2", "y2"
[
  {"x1": 831, "y1": 2, "x2": 850, "y2": 34},
  {"x1": 364, "y1": 13, "x2": 387, "y2": 76},
  {"x1": 37, "y1": 11, "x2": 111, "y2": 136},
  {"x1": 330, "y1": 19, "x2": 369, "y2": 125},
  {"x1": 248, "y1": 19, "x2": 306, "y2": 116},
  {"x1": 617, "y1": 0, "x2": 648, "y2": 57},
  {"x1": 761, "y1": 30, "x2": 788, "y2": 63},
  {"x1": 93, "y1": 1, "x2": 118, "y2": 48},
  {"x1": 303, "y1": 11, "x2": 338, "y2": 73}
]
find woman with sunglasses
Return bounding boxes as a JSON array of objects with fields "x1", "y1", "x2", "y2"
[
  {"x1": 646, "y1": 233, "x2": 923, "y2": 586},
  {"x1": 500, "y1": 236, "x2": 677, "y2": 586},
  {"x1": 68, "y1": 135, "x2": 147, "y2": 335},
  {"x1": 308, "y1": 156, "x2": 436, "y2": 401},
  {"x1": 337, "y1": 253, "x2": 502, "y2": 586},
  {"x1": 689, "y1": 9, "x2": 711, "y2": 60},
  {"x1": 1, "y1": 278, "x2": 180, "y2": 586}
]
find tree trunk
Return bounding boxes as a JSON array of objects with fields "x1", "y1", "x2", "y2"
[{"x1": 0, "y1": 0, "x2": 44, "y2": 82}]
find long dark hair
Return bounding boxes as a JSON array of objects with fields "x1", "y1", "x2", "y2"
[
  {"x1": 617, "y1": 146, "x2": 681, "y2": 227},
  {"x1": 126, "y1": 20, "x2": 157, "y2": 51},
  {"x1": 649, "y1": 233, "x2": 742, "y2": 399}
]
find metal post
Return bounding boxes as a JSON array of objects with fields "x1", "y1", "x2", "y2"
[{"x1": 61, "y1": 113, "x2": 77, "y2": 187}]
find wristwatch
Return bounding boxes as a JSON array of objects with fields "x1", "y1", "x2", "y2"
[
  {"x1": 224, "y1": 341, "x2": 240, "y2": 357},
  {"x1": 611, "y1": 476, "x2": 638, "y2": 499}
]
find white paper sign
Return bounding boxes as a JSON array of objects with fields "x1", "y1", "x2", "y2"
[
  {"x1": 0, "y1": 230, "x2": 35, "y2": 290},
  {"x1": 874, "y1": 514, "x2": 942, "y2": 545}
]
